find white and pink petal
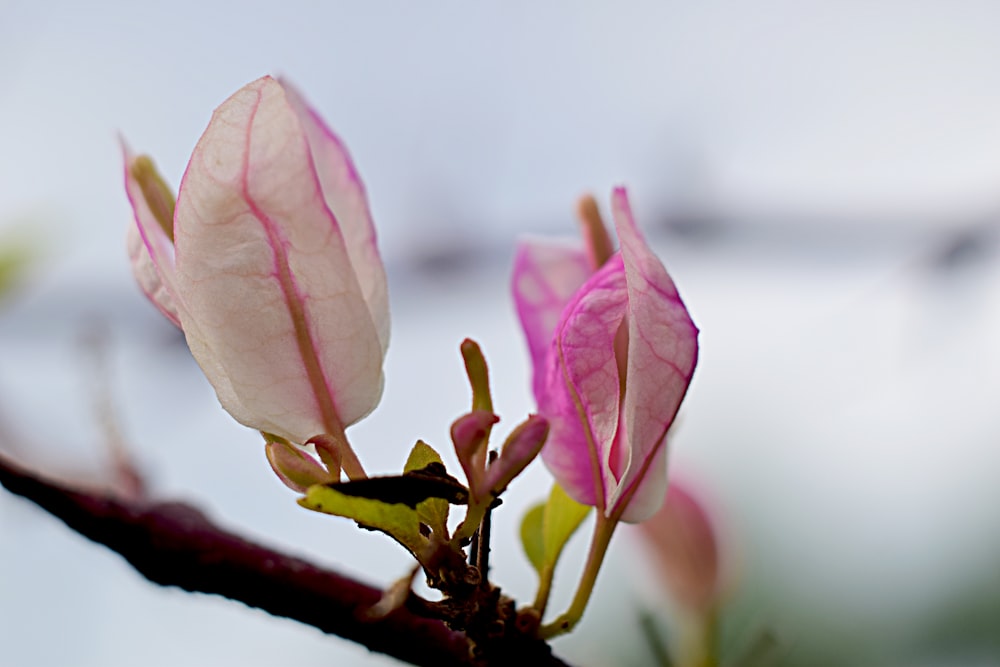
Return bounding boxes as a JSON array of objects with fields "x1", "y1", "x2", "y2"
[
  {"x1": 173, "y1": 76, "x2": 384, "y2": 444},
  {"x1": 607, "y1": 188, "x2": 698, "y2": 521},
  {"x1": 281, "y1": 78, "x2": 390, "y2": 356}
]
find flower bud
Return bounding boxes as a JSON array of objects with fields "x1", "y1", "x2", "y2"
[
  {"x1": 451, "y1": 410, "x2": 499, "y2": 495},
  {"x1": 265, "y1": 440, "x2": 336, "y2": 493},
  {"x1": 512, "y1": 189, "x2": 698, "y2": 522},
  {"x1": 125, "y1": 76, "x2": 390, "y2": 460}
]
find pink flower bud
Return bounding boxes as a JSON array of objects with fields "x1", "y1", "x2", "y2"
[
  {"x1": 512, "y1": 189, "x2": 698, "y2": 523},
  {"x1": 451, "y1": 410, "x2": 500, "y2": 496},
  {"x1": 125, "y1": 76, "x2": 389, "y2": 448},
  {"x1": 483, "y1": 414, "x2": 548, "y2": 497},
  {"x1": 265, "y1": 440, "x2": 336, "y2": 493}
]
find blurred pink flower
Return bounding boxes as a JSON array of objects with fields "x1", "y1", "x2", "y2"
[{"x1": 639, "y1": 479, "x2": 720, "y2": 613}]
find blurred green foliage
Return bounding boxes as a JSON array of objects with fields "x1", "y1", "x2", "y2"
[{"x1": 0, "y1": 237, "x2": 35, "y2": 299}]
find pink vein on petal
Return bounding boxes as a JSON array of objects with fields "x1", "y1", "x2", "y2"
[
  {"x1": 281, "y1": 78, "x2": 389, "y2": 355},
  {"x1": 239, "y1": 91, "x2": 346, "y2": 438},
  {"x1": 608, "y1": 187, "x2": 699, "y2": 522},
  {"x1": 544, "y1": 257, "x2": 628, "y2": 510}
]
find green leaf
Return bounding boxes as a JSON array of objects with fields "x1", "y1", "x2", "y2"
[
  {"x1": 520, "y1": 501, "x2": 546, "y2": 573},
  {"x1": 404, "y1": 440, "x2": 444, "y2": 473},
  {"x1": 520, "y1": 483, "x2": 591, "y2": 576},
  {"x1": 299, "y1": 485, "x2": 427, "y2": 558},
  {"x1": 542, "y1": 483, "x2": 591, "y2": 567},
  {"x1": 404, "y1": 440, "x2": 450, "y2": 535}
]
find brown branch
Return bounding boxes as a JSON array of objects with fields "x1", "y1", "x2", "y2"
[{"x1": 0, "y1": 452, "x2": 571, "y2": 667}]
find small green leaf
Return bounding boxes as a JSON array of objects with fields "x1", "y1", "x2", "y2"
[
  {"x1": 404, "y1": 440, "x2": 450, "y2": 535},
  {"x1": 404, "y1": 440, "x2": 444, "y2": 473},
  {"x1": 542, "y1": 483, "x2": 591, "y2": 566},
  {"x1": 299, "y1": 485, "x2": 427, "y2": 558},
  {"x1": 520, "y1": 501, "x2": 546, "y2": 573}
]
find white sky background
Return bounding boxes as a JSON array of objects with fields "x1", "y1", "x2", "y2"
[
  {"x1": 4, "y1": 1, "x2": 1000, "y2": 251},
  {"x1": 2, "y1": 2, "x2": 1000, "y2": 665}
]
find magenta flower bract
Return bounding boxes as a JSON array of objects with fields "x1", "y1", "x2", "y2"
[
  {"x1": 125, "y1": 76, "x2": 389, "y2": 448},
  {"x1": 512, "y1": 189, "x2": 698, "y2": 523}
]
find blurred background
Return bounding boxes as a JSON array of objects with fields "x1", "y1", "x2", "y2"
[{"x1": 2, "y1": 2, "x2": 1000, "y2": 665}]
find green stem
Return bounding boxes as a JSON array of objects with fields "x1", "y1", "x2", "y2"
[
  {"x1": 453, "y1": 499, "x2": 488, "y2": 544},
  {"x1": 532, "y1": 565, "x2": 555, "y2": 616},
  {"x1": 538, "y1": 514, "x2": 618, "y2": 639}
]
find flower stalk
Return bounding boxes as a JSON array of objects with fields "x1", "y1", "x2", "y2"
[{"x1": 537, "y1": 514, "x2": 618, "y2": 639}]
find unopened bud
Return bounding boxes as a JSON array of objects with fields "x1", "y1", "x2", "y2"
[
  {"x1": 460, "y1": 339, "x2": 493, "y2": 413},
  {"x1": 265, "y1": 440, "x2": 335, "y2": 493},
  {"x1": 451, "y1": 410, "x2": 499, "y2": 495},
  {"x1": 483, "y1": 414, "x2": 548, "y2": 499}
]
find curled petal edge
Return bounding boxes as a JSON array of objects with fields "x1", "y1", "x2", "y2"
[
  {"x1": 606, "y1": 187, "x2": 698, "y2": 521},
  {"x1": 123, "y1": 145, "x2": 181, "y2": 327}
]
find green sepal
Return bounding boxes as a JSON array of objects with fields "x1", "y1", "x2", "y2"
[
  {"x1": 404, "y1": 440, "x2": 451, "y2": 536},
  {"x1": 299, "y1": 485, "x2": 427, "y2": 558}
]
